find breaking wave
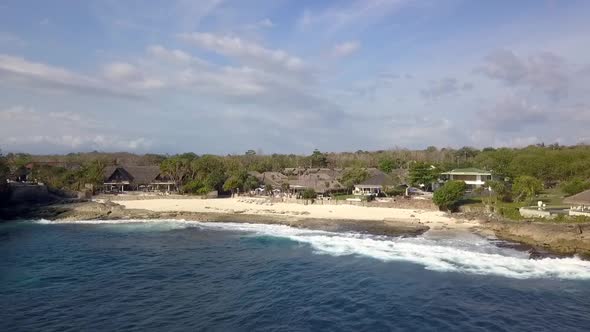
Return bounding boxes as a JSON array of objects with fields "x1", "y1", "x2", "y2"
[{"x1": 32, "y1": 219, "x2": 590, "y2": 280}]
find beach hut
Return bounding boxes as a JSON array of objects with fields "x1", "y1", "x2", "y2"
[{"x1": 103, "y1": 166, "x2": 176, "y2": 192}]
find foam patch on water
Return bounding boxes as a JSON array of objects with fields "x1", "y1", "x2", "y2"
[{"x1": 32, "y1": 219, "x2": 590, "y2": 280}]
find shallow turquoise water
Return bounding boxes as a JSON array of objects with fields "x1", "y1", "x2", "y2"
[{"x1": 1, "y1": 220, "x2": 590, "y2": 331}]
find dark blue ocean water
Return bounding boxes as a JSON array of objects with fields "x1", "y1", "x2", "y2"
[{"x1": 1, "y1": 220, "x2": 590, "y2": 332}]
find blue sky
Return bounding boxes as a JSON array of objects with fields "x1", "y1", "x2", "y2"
[{"x1": 1, "y1": 0, "x2": 589, "y2": 154}]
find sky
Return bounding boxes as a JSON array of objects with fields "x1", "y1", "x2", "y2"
[{"x1": 1, "y1": 0, "x2": 590, "y2": 155}]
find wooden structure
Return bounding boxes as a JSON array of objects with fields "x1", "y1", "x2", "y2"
[
  {"x1": 103, "y1": 166, "x2": 176, "y2": 193},
  {"x1": 354, "y1": 170, "x2": 394, "y2": 195}
]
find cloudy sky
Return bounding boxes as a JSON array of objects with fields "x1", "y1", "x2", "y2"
[{"x1": 1, "y1": 0, "x2": 589, "y2": 154}]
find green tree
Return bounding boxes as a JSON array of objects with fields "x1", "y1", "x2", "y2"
[
  {"x1": 191, "y1": 155, "x2": 226, "y2": 180},
  {"x1": 243, "y1": 176, "x2": 260, "y2": 192},
  {"x1": 561, "y1": 179, "x2": 590, "y2": 196},
  {"x1": 433, "y1": 181, "x2": 467, "y2": 211},
  {"x1": 340, "y1": 167, "x2": 369, "y2": 192},
  {"x1": 309, "y1": 149, "x2": 328, "y2": 167},
  {"x1": 474, "y1": 148, "x2": 514, "y2": 179},
  {"x1": 378, "y1": 157, "x2": 395, "y2": 173},
  {"x1": 483, "y1": 180, "x2": 512, "y2": 205},
  {"x1": 302, "y1": 188, "x2": 317, "y2": 200},
  {"x1": 455, "y1": 146, "x2": 479, "y2": 163},
  {"x1": 512, "y1": 176, "x2": 543, "y2": 203},
  {"x1": 223, "y1": 175, "x2": 244, "y2": 194},
  {"x1": 160, "y1": 156, "x2": 189, "y2": 186},
  {"x1": 204, "y1": 170, "x2": 227, "y2": 192},
  {"x1": 81, "y1": 160, "x2": 105, "y2": 187},
  {"x1": 182, "y1": 180, "x2": 205, "y2": 194},
  {"x1": 409, "y1": 162, "x2": 438, "y2": 190}
]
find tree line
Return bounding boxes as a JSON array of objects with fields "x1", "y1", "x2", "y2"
[{"x1": 3, "y1": 144, "x2": 590, "y2": 197}]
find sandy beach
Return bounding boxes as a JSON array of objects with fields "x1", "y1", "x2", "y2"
[{"x1": 111, "y1": 197, "x2": 477, "y2": 231}]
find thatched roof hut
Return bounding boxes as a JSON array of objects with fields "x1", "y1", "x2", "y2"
[
  {"x1": 103, "y1": 165, "x2": 171, "y2": 190},
  {"x1": 289, "y1": 174, "x2": 345, "y2": 194}
]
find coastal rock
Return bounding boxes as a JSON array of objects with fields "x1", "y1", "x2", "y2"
[{"x1": 482, "y1": 221, "x2": 590, "y2": 258}]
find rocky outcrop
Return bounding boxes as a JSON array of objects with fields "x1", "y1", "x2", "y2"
[{"x1": 481, "y1": 220, "x2": 590, "y2": 258}]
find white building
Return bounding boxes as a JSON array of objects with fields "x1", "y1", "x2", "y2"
[
  {"x1": 354, "y1": 171, "x2": 394, "y2": 196},
  {"x1": 440, "y1": 168, "x2": 493, "y2": 190}
]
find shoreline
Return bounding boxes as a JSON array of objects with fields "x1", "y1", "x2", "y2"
[
  {"x1": 113, "y1": 197, "x2": 475, "y2": 227},
  {"x1": 47, "y1": 200, "x2": 437, "y2": 237},
  {"x1": 3, "y1": 197, "x2": 590, "y2": 258}
]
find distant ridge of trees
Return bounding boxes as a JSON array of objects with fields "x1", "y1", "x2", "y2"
[{"x1": 3, "y1": 144, "x2": 590, "y2": 193}]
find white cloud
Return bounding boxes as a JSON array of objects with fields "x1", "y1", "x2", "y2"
[
  {"x1": 147, "y1": 45, "x2": 196, "y2": 64},
  {"x1": 103, "y1": 62, "x2": 142, "y2": 81},
  {"x1": 420, "y1": 77, "x2": 473, "y2": 99},
  {"x1": 0, "y1": 105, "x2": 41, "y2": 121},
  {"x1": 0, "y1": 54, "x2": 141, "y2": 98},
  {"x1": 477, "y1": 50, "x2": 571, "y2": 100},
  {"x1": 298, "y1": 0, "x2": 411, "y2": 34},
  {"x1": 0, "y1": 105, "x2": 151, "y2": 152},
  {"x1": 103, "y1": 62, "x2": 164, "y2": 89},
  {"x1": 332, "y1": 41, "x2": 360, "y2": 57},
  {"x1": 179, "y1": 32, "x2": 306, "y2": 73},
  {"x1": 4, "y1": 135, "x2": 152, "y2": 152},
  {"x1": 256, "y1": 18, "x2": 275, "y2": 29}
]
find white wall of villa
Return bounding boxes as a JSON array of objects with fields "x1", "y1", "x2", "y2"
[
  {"x1": 569, "y1": 204, "x2": 590, "y2": 217},
  {"x1": 441, "y1": 169, "x2": 493, "y2": 189},
  {"x1": 353, "y1": 185, "x2": 382, "y2": 195}
]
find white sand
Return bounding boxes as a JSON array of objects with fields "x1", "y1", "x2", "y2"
[{"x1": 113, "y1": 197, "x2": 477, "y2": 230}]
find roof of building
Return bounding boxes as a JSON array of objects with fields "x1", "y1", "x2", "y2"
[
  {"x1": 104, "y1": 165, "x2": 162, "y2": 185},
  {"x1": 356, "y1": 171, "x2": 395, "y2": 187},
  {"x1": 563, "y1": 189, "x2": 590, "y2": 205},
  {"x1": 441, "y1": 168, "x2": 491, "y2": 175},
  {"x1": 289, "y1": 175, "x2": 344, "y2": 193},
  {"x1": 251, "y1": 171, "x2": 289, "y2": 188}
]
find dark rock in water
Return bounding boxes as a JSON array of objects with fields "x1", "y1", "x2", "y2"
[
  {"x1": 493, "y1": 240, "x2": 533, "y2": 252},
  {"x1": 528, "y1": 247, "x2": 569, "y2": 260},
  {"x1": 488, "y1": 237, "x2": 573, "y2": 260}
]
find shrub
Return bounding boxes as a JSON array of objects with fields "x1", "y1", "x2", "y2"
[
  {"x1": 302, "y1": 188, "x2": 317, "y2": 200},
  {"x1": 561, "y1": 179, "x2": 590, "y2": 196},
  {"x1": 512, "y1": 176, "x2": 543, "y2": 203},
  {"x1": 485, "y1": 180, "x2": 512, "y2": 203},
  {"x1": 197, "y1": 186, "x2": 214, "y2": 195},
  {"x1": 385, "y1": 186, "x2": 405, "y2": 197},
  {"x1": 182, "y1": 180, "x2": 204, "y2": 194},
  {"x1": 433, "y1": 181, "x2": 467, "y2": 211},
  {"x1": 498, "y1": 206, "x2": 522, "y2": 220}
]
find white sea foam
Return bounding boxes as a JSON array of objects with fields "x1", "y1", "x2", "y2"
[{"x1": 32, "y1": 219, "x2": 590, "y2": 280}]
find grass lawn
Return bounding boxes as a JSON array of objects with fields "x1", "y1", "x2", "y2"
[
  {"x1": 537, "y1": 187, "x2": 567, "y2": 206},
  {"x1": 458, "y1": 187, "x2": 570, "y2": 221},
  {"x1": 332, "y1": 194, "x2": 357, "y2": 201}
]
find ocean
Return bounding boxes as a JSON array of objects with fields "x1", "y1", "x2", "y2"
[{"x1": 1, "y1": 220, "x2": 590, "y2": 331}]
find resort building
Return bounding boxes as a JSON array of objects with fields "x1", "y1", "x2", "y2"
[
  {"x1": 289, "y1": 173, "x2": 346, "y2": 195},
  {"x1": 250, "y1": 169, "x2": 346, "y2": 196},
  {"x1": 564, "y1": 189, "x2": 590, "y2": 217},
  {"x1": 103, "y1": 166, "x2": 176, "y2": 192},
  {"x1": 440, "y1": 168, "x2": 493, "y2": 190},
  {"x1": 354, "y1": 170, "x2": 394, "y2": 196}
]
